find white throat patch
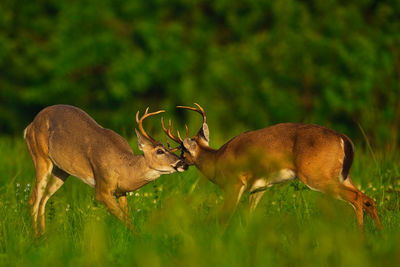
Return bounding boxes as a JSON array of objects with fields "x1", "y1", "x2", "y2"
[{"x1": 144, "y1": 170, "x2": 162, "y2": 181}]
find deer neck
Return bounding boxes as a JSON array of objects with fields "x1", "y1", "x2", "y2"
[
  {"x1": 194, "y1": 145, "x2": 218, "y2": 181},
  {"x1": 134, "y1": 155, "x2": 163, "y2": 180},
  {"x1": 118, "y1": 155, "x2": 161, "y2": 193}
]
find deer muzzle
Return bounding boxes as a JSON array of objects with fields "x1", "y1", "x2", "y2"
[{"x1": 173, "y1": 160, "x2": 188, "y2": 172}]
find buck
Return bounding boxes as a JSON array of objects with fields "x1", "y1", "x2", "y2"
[
  {"x1": 24, "y1": 104, "x2": 187, "y2": 236},
  {"x1": 162, "y1": 103, "x2": 382, "y2": 230}
]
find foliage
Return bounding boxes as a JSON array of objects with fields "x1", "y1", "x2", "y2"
[
  {"x1": 0, "y1": 0, "x2": 399, "y2": 148},
  {"x1": 1, "y1": 2, "x2": 399, "y2": 265},
  {"x1": 0, "y1": 137, "x2": 400, "y2": 266}
]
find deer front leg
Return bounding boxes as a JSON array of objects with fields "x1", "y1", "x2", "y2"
[
  {"x1": 118, "y1": 195, "x2": 129, "y2": 217},
  {"x1": 249, "y1": 190, "x2": 265, "y2": 213},
  {"x1": 95, "y1": 188, "x2": 137, "y2": 234},
  {"x1": 219, "y1": 182, "x2": 246, "y2": 225}
]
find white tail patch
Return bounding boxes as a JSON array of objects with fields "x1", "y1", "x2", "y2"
[
  {"x1": 339, "y1": 139, "x2": 344, "y2": 164},
  {"x1": 23, "y1": 127, "x2": 28, "y2": 139},
  {"x1": 338, "y1": 138, "x2": 345, "y2": 183}
]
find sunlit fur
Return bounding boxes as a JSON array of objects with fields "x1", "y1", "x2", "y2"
[
  {"x1": 173, "y1": 104, "x2": 382, "y2": 230},
  {"x1": 24, "y1": 105, "x2": 187, "y2": 236}
]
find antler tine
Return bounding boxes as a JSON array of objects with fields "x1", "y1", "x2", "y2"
[
  {"x1": 169, "y1": 119, "x2": 183, "y2": 143},
  {"x1": 137, "y1": 108, "x2": 165, "y2": 144},
  {"x1": 163, "y1": 129, "x2": 181, "y2": 152},
  {"x1": 136, "y1": 111, "x2": 140, "y2": 124},
  {"x1": 177, "y1": 103, "x2": 206, "y2": 124},
  {"x1": 194, "y1": 103, "x2": 206, "y2": 123},
  {"x1": 161, "y1": 117, "x2": 169, "y2": 134},
  {"x1": 193, "y1": 103, "x2": 206, "y2": 123},
  {"x1": 176, "y1": 129, "x2": 183, "y2": 143},
  {"x1": 168, "y1": 119, "x2": 172, "y2": 130},
  {"x1": 169, "y1": 146, "x2": 181, "y2": 153},
  {"x1": 176, "y1": 105, "x2": 198, "y2": 111},
  {"x1": 160, "y1": 117, "x2": 182, "y2": 145},
  {"x1": 169, "y1": 124, "x2": 183, "y2": 143},
  {"x1": 185, "y1": 124, "x2": 189, "y2": 138}
]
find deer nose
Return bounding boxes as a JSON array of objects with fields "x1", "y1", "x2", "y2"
[
  {"x1": 174, "y1": 160, "x2": 188, "y2": 172},
  {"x1": 182, "y1": 162, "x2": 188, "y2": 170}
]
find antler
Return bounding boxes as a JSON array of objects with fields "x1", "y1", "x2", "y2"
[
  {"x1": 160, "y1": 103, "x2": 206, "y2": 150},
  {"x1": 136, "y1": 107, "x2": 165, "y2": 144},
  {"x1": 161, "y1": 117, "x2": 183, "y2": 152},
  {"x1": 176, "y1": 103, "x2": 207, "y2": 124}
]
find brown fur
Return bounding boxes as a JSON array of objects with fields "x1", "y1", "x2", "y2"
[
  {"x1": 24, "y1": 105, "x2": 187, "y2": 236},
  {"x1": 172, "y1": 106, "x2": 382, "y2": 230}
]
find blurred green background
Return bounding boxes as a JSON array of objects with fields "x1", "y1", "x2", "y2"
[
  {"x1": 1, "y1": 2, "x2": 400, "y2": 266},
  {"x1": 0, "y1": 0, "x2": 399, "y2": 148}
]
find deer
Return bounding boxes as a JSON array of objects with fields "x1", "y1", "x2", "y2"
[
  {"x1": 162, "y1": 103, "x2": 382, "y2": 230},
  {"x1": 24, "y1": 104, "x2": 188, "y2": 236}
]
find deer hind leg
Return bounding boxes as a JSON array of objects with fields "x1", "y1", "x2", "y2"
[
  {"x1": 298, "y1": 171, "x2": 381, "y2": 230},
  {"x1": 25, "y1": 125, "x2": 52, "y2": 236},
  {"x1": 342, "y1": 178, "x2": 382, "y2": 230},
  {"x1": 30, "y1": 157, "x2": 53, "y2": 237},
  {"x1": 38, "y1": 167, "x2": 69, "y2": 235},
  {"x1": 220, "y1": 181, "x2": 246, "y2": 225},
  {"x1": 335, "y1": 184, "x2": 366, "y2": 229},
  {"x1": 298, "y1": 170, "x2": 365, "y2": 229}
]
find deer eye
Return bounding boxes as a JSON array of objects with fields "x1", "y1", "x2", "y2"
[{"x1": 156, "y1": 149, "x2": 165, "y2": 155}]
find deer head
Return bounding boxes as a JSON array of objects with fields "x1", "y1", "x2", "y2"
[
  {"x1": 161, "y1": 103, "x2": 210, "y2": 166},
  {"x1": 136, "y1": 108, "x2": 188, "y2": 173}
]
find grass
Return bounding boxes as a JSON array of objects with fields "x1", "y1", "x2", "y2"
[{"x1": 0, "y1": 136, "x2": 399, "y2": 266}]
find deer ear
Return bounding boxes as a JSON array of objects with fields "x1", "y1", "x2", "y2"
[
  {"x1": 183, "y1": 138, "x2": 197, "y2": 153},
  {"x1": 198, "y1": 123, "x2": 209, "y2": 145},
  {"x1": 135, "y1": 129, "x2": 153, "y2": 151},
  {"x1": 183, "y1": 138, "x2": 192, "y2": 150}
]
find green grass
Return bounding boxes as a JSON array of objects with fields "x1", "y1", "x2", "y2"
[{"x1": 0, "y1": 137, "x2": 400, "y2": 266}]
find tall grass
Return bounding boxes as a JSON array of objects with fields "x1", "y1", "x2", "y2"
[{"x1": 0, "y1": 137, "x2": 399, "y2": 266}]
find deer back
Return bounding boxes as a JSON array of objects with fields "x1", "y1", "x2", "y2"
[
  {"x1": 26, "y1": 105, "x2": 136, "y2": 182},
  {"x1": 214, "y1": 123, "x2": 351, "y2": 181}
]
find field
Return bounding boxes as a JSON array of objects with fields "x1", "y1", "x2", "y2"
[{"x1": 0, "y1": 136, "x2": 399, "y2": 266}]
